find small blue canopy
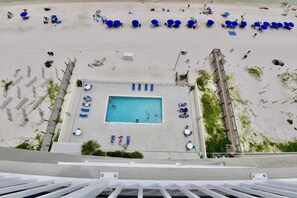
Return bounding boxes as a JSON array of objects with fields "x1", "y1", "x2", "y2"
[
  {"x1": 232, "y1": 21, "x2": 238, "y2": 27},
  {"x1": 151, "y1": 19, "x2": 159, "y2": 25},
  {"x1": 260, "y1": 25, "x2": 268, "y2": 30},
  {"x1": 263, "y1": 22, "x2": 270, "y2": 27},
  {"x1": 277, "y1": 22, "x2": 283, "y2": 28},
  {"x1": 288, "y1": 22, "x2": 294, "y2": 28},
  {"x1": 132, "y1": 20, "x2": 139, "y2": 27},
  {"x1": 106, "y1": 20, "x2": 113, "y2": 27},
  {"x1": 254, "y1": 22, "x2": 261, "y2": 27},
  {"x1": 114, "y1": 20, "x2": 121, "y2": 27},
  {"x1": 20, "y1": 11, "x2": 27, "y2": 17},
  {"x1": 188, "y1": 20, "x2": 195, "y2": 26},
  {"x1": 224, "y1": 12, "x2": 230, "y2": 16},
  {"x1": 225, "y1": 20, "x2": 232, "y2": 26},
  {"x1": 51, "y1": 15, "x2": 57, "y2": 19},
  {"x1": 167, "y1": 19, "x2": 174, "y2": 25},
  {"x1": 207, "y1": 19, "x2": 215, "y2": 26},
  {"x1": 240, "y1": 21, "x2": 247, "y2": 27},
  {"x1": 175, "y1": 20, "x2": 181, "y2": 26},
  {"x1": 271, "y1": 22, "x2": 277, "y2": 27}
]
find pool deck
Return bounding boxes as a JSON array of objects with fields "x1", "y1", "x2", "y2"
[{"x1": 60, "y1": 80, "x2": 205, "y2": 160}]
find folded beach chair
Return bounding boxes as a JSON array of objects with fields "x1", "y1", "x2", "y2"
[
  {"x1": 178, "y1": 102, "x2": 187, "y2": 107},
  {"x1": 126, "y1": 136, "x2": 131, "y2": 145},
  {"x1": 82, "y1": 102, "x2": 91, "y2": 107},
  {"x1": 150, "y1": 84, "x2": 154, "y2": 92},
  {"x1": 79, "y1": 114, "x2": 88, "y2": 118},
  {"x1": 132, "y1": 83, "x2": 135, "y2": 91},
  {"x1": 81, "y1": 108, "x2": 90, "y2": 112},
  {"x1": 138, "y1": 84, "x2": 141, "y2": 91},
  {"x1": 111, "y1": 135, "x2": 115, "y2": 144},
  {"x1": 144, "y1": 84, "x2": 148, "y2": 91}
]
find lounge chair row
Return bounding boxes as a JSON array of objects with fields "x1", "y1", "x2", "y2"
[
  {"x1": 111, "y1": 135, "x2": 131, "y2": 146},
  {"x1": 132, "y1": 83, "x2": 154, "y2": 91},
  {"x1": 79, "y1": 95, "x2": 92, "y2": 118}
]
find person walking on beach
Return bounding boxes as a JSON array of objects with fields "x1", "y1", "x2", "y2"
[
  {"x1": 242, "y1": 55, "x2": 248, "y2": 59},
  {"x1": 187, "y1": 4, "x2": 190, "y2": 8},
  {"x1": 253, "y1": 33, "x2": 258, "y2": 37},
  {"x1": 247, "y1": 50, "x2": 251, "y2": 54}
]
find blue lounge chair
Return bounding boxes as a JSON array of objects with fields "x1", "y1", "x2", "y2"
[
  {"x1": 150, "y1": 84, "x2": 154, "y2": 92},
  {"x1": 144, "y1": 84, "x2": 148, "y2": 91},
  {"x1": 132, "y1": 83, "x2": 135, "y2": 91},
  {"x1": 138, "y1": 84, "x2": 141, "y2": 91},
  {"x1": 81, "y1": 108, "x2": 90, "y2": 112},
  {"x1": 111, "y1": 135, "x2": 115, "y2": 144},
  {"x1": 82, "y1": 102, "x2": 91, "y2": 107},
  {"x1": 79, "y1": 114, "x2": 88, "y2": 118},
  {"x1": 126, "y1": 136, "x2": 131, "y2": 145}
]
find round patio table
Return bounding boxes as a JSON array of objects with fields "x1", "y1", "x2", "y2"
[{"x1": 75, "y1": 129, "x2": 82, "y2": 136}]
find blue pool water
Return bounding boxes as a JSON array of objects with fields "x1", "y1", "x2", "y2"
[{"x1": 105, "y1": 96, "x2": 162, "y2": 123}]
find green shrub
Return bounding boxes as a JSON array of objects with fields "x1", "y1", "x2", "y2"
[
  {"x1": 81, "y1": 140, "x2": 100, "y2": 155},
  {"x1": 93, "y1": 149, "x2": 106, "y2": 156},
  {"x1": 130, "y1": 151, "x2": 144, "y2": 159},
  {"x1": 106, "y1": 150, "x2": 143, "y2": 159},
  {"x1": 246, "y1": 67, "x2": 263, "y2": 80},
  {"x1": 196, "y1": 70, "x2": 211, "y2": 91},
  {"x1": 15, "y1": 140, "x2": 34, "y2": 150},
  {"x1": 77, "y1": 80, "x2": 82, "y2": 87}
]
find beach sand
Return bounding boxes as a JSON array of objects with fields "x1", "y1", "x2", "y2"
[{"x1": 0, "y1": 0, "x2": 296, "y2": 151}]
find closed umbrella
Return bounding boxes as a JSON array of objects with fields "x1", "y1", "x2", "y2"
[
  {"x1": 132, "y1": 20, "x2": 139, "y2": 27},
  {"x1": 114, "y1": 20, "x2": 121, "y2": 27},
  {"x1": 260, "y1": 24, "x2": 267, "y2": 30},
  {"x1": 271, "y1": 22, "x2": 277, "y2": 27},
  {"x1": 207, "y1": 19, "x2": 214, "y2": 26},
  {"x1": 20, "y1": 11, "x2": 28, "y2": 17},
  {"x1": 106, "y1": 20, "x2": 113, "y2": 27},
  {"x1": 240, "y1": 21, "x2": 247, "y2": 27},
  {"x1": 175, "y1": 20, "x2": 181, "y2": 26}
]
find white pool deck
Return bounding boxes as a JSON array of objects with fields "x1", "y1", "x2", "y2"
[{"x1": 59, "y1": 80, "x2": 205, "y2": 160}]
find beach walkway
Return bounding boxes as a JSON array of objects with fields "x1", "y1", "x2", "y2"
[
  {"x1": 210, "y1": 49, "x2": 241, "y2": 154},
  {"x1": 41, "y1": 59, "x2": 76, "y2": 152}
]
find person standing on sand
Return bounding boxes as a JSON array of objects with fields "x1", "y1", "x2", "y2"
[
  {"x1": 187, "y1": 4, "x2": 190, "y2": 8},
  {"x1": 253, "y1": 33, "x2": 258, "y2": 37}
]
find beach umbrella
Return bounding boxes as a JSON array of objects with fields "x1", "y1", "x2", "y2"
[
  {"x1": 232, "y1": 21, "x2": 238, "y2": 27},
  {"x1": 114, "y1": 20, "x2": 121, "y2": 27},
  {"x1": 284, "y1": 22, "x2": 289, "y2": 26},
  {"x1": 240, "y1": 21, "x2": 247, "y2": 27},
  {"x1": 20, "y1": 11, "x2": 28, "y2": 17},
  {"x1": 51, "y1": 15, "x2": 57, "y2": 19},
  {"x1": 260, "y1": 24, "x2": 268, "y2": 30},
  {"x1": 132, "y1": 20, "x2": 139, "y2": 27},
  {"x1": 175, "y1": 20, "x2": 181, "y2": 26},
  {"x1": 151, "y1": 19, "x2": 159, "y2": 26},
  {"x1": 106, "y1": 20, "x2": 113, "y2": 27},
  {"x1": 254, "y1": 22, "x2": 260, "y2": 27},
  {"x1": 277, "y1": 22, "x2": 283, "y2": 28},
  {"x1": 288, "y1": 22, "x2": 294, "y2": 28},
  {"x1": 225, "y1": 20, "x2": 231, "y2": 26},
  {"x1": 207, "y1": 19, "x2": 215, "y2": 26},
  {"x1": 271, "y1": 22, "x2": 277, "y2": 27},
  {"x1": 187, "y1": 20, "x2": 195, "y2": 27},
  {"x1": 167, "y1": 19, "x2": 174, "y2": 26},
  {"x1": 263, "y1": 22, "x2": 270, "y2": 27}
]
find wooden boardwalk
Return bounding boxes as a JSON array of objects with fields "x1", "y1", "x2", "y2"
[
  {"x1": 41, "y1": 59, "x2": 76, "y2": 152},
  {"x1": 210, "y1": 49, "x2": 241, "y2": 154}
]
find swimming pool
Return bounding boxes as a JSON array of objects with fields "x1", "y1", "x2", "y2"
[{"x1": 105, "y1": 96, "x2": 163, "y2": 123}]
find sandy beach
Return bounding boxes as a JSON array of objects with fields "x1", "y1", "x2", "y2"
[{"x1": 0, "y1": 0, "x2": 296, "y2": 153}]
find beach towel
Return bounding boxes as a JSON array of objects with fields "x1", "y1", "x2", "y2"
[
  {"x1": 150, "y1": 84, "x2": 154, "y2": 92},
  {"x1": 228, "y1": 31, "x2": 237, "y2": 36},
  {"x1": 144, "y1": 84, "x2": 148, "y2": 91},
  {"x1": 132, "y1": 83, "x2": 135, "y2": 91}
]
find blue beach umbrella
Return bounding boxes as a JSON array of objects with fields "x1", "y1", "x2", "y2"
[
  {"x1": 277, "y1": 22, "x2": 283, "y2": 28},
  {"x1": 106, "y1": 20, "x2": 113, "y2": 27},
  {"x1": 114, "y1": 20, "x2": 121, "y2": 27},
  {"x1": 151, "y1": 19, "x2": 159, "y2": 25},
  {"x1": 254, "y1": 22, "x2": 260, "y2": 27},
  {"x1": 167, "y1": 19, "x2": 174, "y2": 26},
  {"x1": 289, "y1": 22, "x2": 294, "y2": 28},
  {"x1": 207, "y1": 19, "x2": 215, "y2": 26},
  {"x1": 263, "y1": 22, "x2": 270, "y2": 27},
  {"x1": 20, "y1": 11, "x2": 28, "y2": 17},
  {"x1": 232, "y1": 21, "x2": 238, "y2": 27},
  {"x1": 175, "y1": 20, "x2": 181, "y2": 26},
  {"x1": 260, "y1": 24, "x2": 268, "y2": 30},
  {"x1": 132, "y1": 20, "x2": 139, "y2": 27},
  {"x1": 240, "y1": 21, "x2": 247, "y2": 27},
  {"x1": 187, "y1": 20, "x2": 195, "y2": 27},
  {"x1": 225, "y1": 20, "x2": 232, "y2": 26},
  {"x1": 271, "y1": 22, "x2": 277, "y2": 27}
]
